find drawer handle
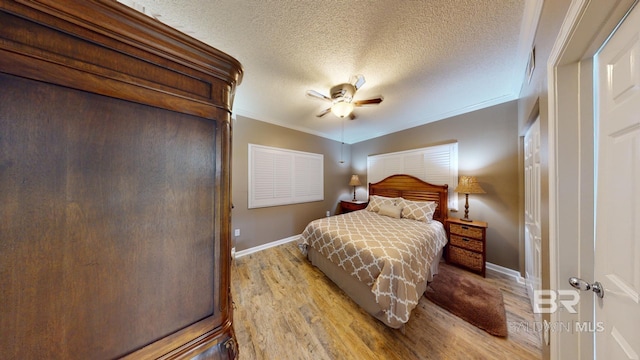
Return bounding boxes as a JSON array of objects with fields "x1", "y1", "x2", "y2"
[
  {"x1": 461, "y1": 226, "x2": 469, "y2": 230},
  {"x1": 462, "y1": 237, "x2": 470, "y2": 242}
]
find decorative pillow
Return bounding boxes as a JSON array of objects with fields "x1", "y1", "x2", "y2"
[
  {"x1": 377, "y1": 204, "x2": 402, "y2": 219},
  {"x1": 366, "y1": 195, "x2": 399, "y2": 212},
  {"x1": 399, "y1": 199, "x2": 437, "y2": 222}
]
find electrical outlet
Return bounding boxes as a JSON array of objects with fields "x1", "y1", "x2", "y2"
[
  {"x1": 326, "y1": 211, "x2": 330, "y2": 217},
  {"x1": 234, "y1": 229, "x2": 240, "y2": 237}
]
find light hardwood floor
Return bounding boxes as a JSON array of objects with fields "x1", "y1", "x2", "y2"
[{"x1": 231, "y1": 241, "x2": 542, "y2": 359}]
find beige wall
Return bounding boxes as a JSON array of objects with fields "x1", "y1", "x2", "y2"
[
  {"x1": 352, "y1": 101, "x2": 521, "y2": 271},
  {"x1": 231, "y1": 115, "x2": 352, "y2": 251}
]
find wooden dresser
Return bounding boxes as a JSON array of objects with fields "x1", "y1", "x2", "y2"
[
  {"x1": 340, "y1": 200, "x2": 369, "y2": 213},
  {"x1": 0, "y1": 1, "x2": 242, "y2": 358},
  {"x1": 445, "y1": 218, "x2": 488, "y2": 277}
]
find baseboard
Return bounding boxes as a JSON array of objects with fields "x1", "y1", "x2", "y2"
[
  {"x1": 235, "y1": 238, "x2": 527, "y2": 286},
  {"x1": 486, "y1": 262, "x2": 525, "y2": 285},
  {"x1": 235, "y1": 235, "x2": 301, "y2": 258}
]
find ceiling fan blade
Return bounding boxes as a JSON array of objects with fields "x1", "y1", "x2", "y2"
[
  {"x1": 354, "y1": 96, "x2": 383, "y2": 106},
  {"x1": 351, "y1": 74, "x2": 365, "y2": 90},
  {"x1": 316, "y1": 107, "x2": 332, "y2": 117},
  {"x1": 306, "y1": 90, "x2": 331, "y2": 101}
]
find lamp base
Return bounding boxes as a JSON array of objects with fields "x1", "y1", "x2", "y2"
[{"x1": 461, "y1": 194, "x2": 473, "y2": 222}]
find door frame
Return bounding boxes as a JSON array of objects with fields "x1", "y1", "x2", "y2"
[
  {"x1": 548, "y1": 0, "x2": 636, "y2": 359},
  {"x1": 524, "y1": 115, "x2": 541, "y2": 324}
]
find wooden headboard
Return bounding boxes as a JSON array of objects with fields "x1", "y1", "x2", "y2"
[{"x1": 368, "y1": 174, "x2": 449, "y2": 223}]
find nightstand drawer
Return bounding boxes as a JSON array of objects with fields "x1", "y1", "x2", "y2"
[
  {"x1": 450, "y1": 223, "x2": 483, "y2": 239},
  {"x1": 448, "y1": 246, "x2": 484, "y2": 272},
  {"x1": 446, "y1": 217, "x2": 488, "y2": 276},
  {"x1": 450, "y1": 234, "x2": 484, "y2": 252},
  {"x1": 340, "y1": 200, "x2": 368, "y2": 213}
]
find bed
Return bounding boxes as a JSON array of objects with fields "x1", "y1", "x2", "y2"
[{"x1": 298, "y1": 174, "x2": 449, "y2": 329}]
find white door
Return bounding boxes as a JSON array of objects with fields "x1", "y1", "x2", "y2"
[
  {"x1": 524, "y1": 117, "x2": 541, "y2": 325},
  {"x1": 594, "y1": 4, "x2": 640, "y2": 358}
]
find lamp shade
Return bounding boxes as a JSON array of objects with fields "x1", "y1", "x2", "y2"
[
  {"x1": 349, "y1": 174, "x2": 362, "y2": 186},
  {"x1": 331, "y1": 101, "x2": 354, "y2": 118},
  {"x1": 454, "y1": 176, "x2": 485, "y2": 194}
]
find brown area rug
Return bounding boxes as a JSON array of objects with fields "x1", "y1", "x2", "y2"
[{"x1": 424, "y1": 263, "x2": 508, "y2": 337}]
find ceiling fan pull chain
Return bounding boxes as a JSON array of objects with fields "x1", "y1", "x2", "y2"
[{"x1": 340, "y1": 118, "x2": 345, "y2": 164}]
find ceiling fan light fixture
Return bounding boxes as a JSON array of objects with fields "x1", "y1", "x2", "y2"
[
  {"x1": 330, "y1": 83, "x2": 355, "y2": 102},
  {"x1": 307, "y1": 75, "x2": 382, "y2": 118},
  {"x1": 331, "y1": 101, "x2": 354, "y2": 118}
]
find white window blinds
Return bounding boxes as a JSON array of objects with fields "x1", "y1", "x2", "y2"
[
  {"x1": 248, "y1": 144, "x2": 324, "y2": 208},
  {"x1": 367, "y1": 143, "x2": 459, "y2": 210}
]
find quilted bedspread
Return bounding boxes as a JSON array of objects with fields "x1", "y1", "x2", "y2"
[{"x1": 298, "y1": 209, "x2": 448, "y2": 328}]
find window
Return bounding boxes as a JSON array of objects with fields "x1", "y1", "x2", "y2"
[
  {"x1": 367, "y1": 142, "x2": 459, "y2": 210},
  {"x1": 248, "y1": 144, "x2": 323, "y2": 208}
]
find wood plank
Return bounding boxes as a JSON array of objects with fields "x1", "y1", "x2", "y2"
[{"x1": 231, "y1": 242, "x2": 542, "y2": 359}]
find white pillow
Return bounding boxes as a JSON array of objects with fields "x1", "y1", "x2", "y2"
[
  {"x1": 378, "y1": 204, "x2": 402, "y2": 219},
  {"x1": 366, "y1": 195, "x2": 400, "y2": 212},
  {"x1": 399, "y1": 199, "x2": 437, "y2": 222}
]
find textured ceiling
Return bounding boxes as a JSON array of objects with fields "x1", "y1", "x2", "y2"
[{"x1": 120, "y1": 0, "x2": 540, "y2": 144}]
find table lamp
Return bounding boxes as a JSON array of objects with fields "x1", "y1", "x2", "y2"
[
  {"x1": 348, "y1": 175, "x2": 361, "y2": 201},
  {"x1": 454, "y1": 175, "x2": 485, "y2": 222}
]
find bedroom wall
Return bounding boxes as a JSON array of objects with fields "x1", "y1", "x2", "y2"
[
  {"x1": 231, "y1": 115, "x2": 351, "y2": 252},
  {"x1": 516, "y1": 2, "x2": 572, "y2": 359},
  {"x1": 351, "y1": 101, "x2": 520, "y2": 271}
]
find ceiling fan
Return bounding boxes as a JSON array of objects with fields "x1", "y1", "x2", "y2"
[{"x1": 306, "y1": 75, "x2": 383, "y2": 119}]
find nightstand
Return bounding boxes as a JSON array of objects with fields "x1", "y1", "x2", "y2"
[
  {"x1": 445, "y1": 217, "x2": 488, "y2": 277},
  {"x1": 340, "y1": 200, "x2": 368, "y2": 213}
]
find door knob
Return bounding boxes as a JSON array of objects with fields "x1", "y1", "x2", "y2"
[{"x1": 569, "y1": 277, "x2": 604, "y2": 298}]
